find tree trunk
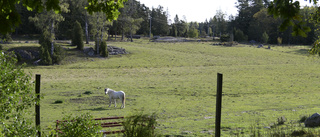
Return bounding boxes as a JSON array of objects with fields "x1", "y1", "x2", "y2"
[
  {"x1": 121, "y1": 29, "x2": 124, "y2": 41},
  {"x1": 85, "y1": 12, "x2": 89, "y2": 44},
  {"x1": 50, "y1": 20, "x2": 55, "y2": 56}
]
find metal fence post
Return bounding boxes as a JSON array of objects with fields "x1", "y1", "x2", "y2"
[{"x1": 215, "y1": 73, "x2": 223, "y2": 137}]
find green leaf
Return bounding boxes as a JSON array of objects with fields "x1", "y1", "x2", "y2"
[{"x1": 26, "y1": 6, "x2": 33, "y2": 11}]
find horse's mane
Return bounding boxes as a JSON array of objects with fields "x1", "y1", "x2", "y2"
[{"x1": 106, "y1": 88, "x2": 115, "y2": 92}]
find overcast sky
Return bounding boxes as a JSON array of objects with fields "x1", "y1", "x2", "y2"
[{"x1": 137, "y1": 0, "x2": 316, "y2": 23}]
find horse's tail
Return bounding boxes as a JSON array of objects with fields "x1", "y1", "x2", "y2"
[{"x1": 123, "y1": 93, "x2": 125, "y2": 104}]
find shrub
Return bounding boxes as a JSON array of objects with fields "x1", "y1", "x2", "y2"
[
  {"x1": 220, "y1": 34, "x2": 230, "y2": 42},
  {"x1": 277, "y1": 37, "x2": 282, "y2": 45},
  {"x1": 52, "y1": 45, "x2": 65, "y2": 64},
  {"x1": 100, "y1": 41, "x2": 108, "y2": 57},
  {"x1": 0, "y1": 51, "x2": 37, "y2": 136},
  {"x1": 55, "y1": 113, "x2": 103, "y2": 137},
  {"x1": 72, "y1": 21, "x2": 84, "y2": 50},
  {"x1": 39, "y1": 30, "x2": 53, "y2": 65},
  {"x1": 188, "y1": 28, "x2": 199, "y2": 38},
  {"x1": 40, "y1": 46, "x2": 52, "y2": 65},
  {"x1": 234, "y1": 28, "x2": 248, "y2": 42},
  {"x1": 261, "y1": 31, "x2": 269, "y2": 44},
  {"x1": 123, "y1": 112, "x2": 158, "y2": 137}
]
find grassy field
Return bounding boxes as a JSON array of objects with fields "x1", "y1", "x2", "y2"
[{"x1": 4, "y1": 39, "x2": 320, "y2": 136}]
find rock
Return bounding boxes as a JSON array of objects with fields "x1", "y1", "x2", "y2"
[
  {"x1": 257, "y1": 44, "x2": 264, "y2": 48},
  {"x1": 304, "y1": 113, "x2": 320, "y2": 127},
  {"x1": 13, "y1": 49, "x2": 39, "y2": 60},
  {"x1": 108, "y1": 46, "x2": 127, "y2": 55},
  {"x1": 83, "y1": 47, "x2": 95, "y2": 56}
]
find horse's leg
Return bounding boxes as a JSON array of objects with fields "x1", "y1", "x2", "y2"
[
  {"x1": 114, "y1": 99, "x2": 117, "y2": 107},
  {"x1": 108, "y1": 98, "x2": 112, "y2": 107}
]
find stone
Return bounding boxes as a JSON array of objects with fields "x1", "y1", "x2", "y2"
[
  {"x1": 83, "y1": 47, "x2": 95, "y2": 56},
  {"x1": 304, "y1": 113, "x2": 320, "y2": 127}
]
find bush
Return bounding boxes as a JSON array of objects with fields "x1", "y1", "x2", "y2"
[
  {"x1": 39, "y1": 30, "x2": 53, "y2": 65},
  {"x1": 277, "y1": 37, "x2": 282, "y2": 45},
  {"x1": 188, "y1": 28, "x2": 199, "y2": 38},
  {"x1": 40, "y1": 46, "x2": 52, "y2": 65},
  {"x1": 123, "y1": 112, "x2": 158, "y2": 137},
  {"x1": 55, "y1": 113, "x2": 103, "y2": 137},
  {"x1": 100, "y1": 41, "x2": 108, "y2": 57},
  {"x1": 72, "y1": 21, "x2": 84, "y2": 50},
  {"x1": 220, "y1": 34, "x2": 230, "y2": 42},
  {"x1": 2, "y1": 33, "x2": 12, "y2": 43},
  {"x1": 234, "y1": 28, "x2": 248, "y2": 42},
  {"x1": 52, "y1": 45, "x2": 65, "y2": 64},
  {"x1": 0, "y1": 51, "x2": 37, "y2": 136},
  {"x1": 261, "y1": 31, "x2": 269, "y2": 44}
]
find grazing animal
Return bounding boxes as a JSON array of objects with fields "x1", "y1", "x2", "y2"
[{"x1": 104, "y1": 88, "x2": 125, "y2": 109}]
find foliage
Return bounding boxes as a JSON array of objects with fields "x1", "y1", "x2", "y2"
[
  {"x1": 72, "y1": 21, "x2": 84, "y2": 50},
  {"x1": 54, "y1": 113, "x2": 103, "y2": 137},
  {"x1": 1, "y1": 33, "x2": 12, "y2": 43},
  {"x1": 277, "y1": 37, "x2": 282, "y2": 45},
  {"x1": 52, "y1": 44, "x2": 65, "y2": 64},
  {"x1": 0, "y1": 0, "x2": 126, "y2": 35},
  {"x1": 261, "y1": 31, "x2": 269, "y2": 44},
  {"x1": 99, "y1": 41, "x2": 108, "y2": 57},
  {"x1": 268, "y1": 0, "x2": 312, "y2": 37},
  {"x1": 85, "y1": 0, "x2": 127, "y2": 21},
  {"x1": 39, "y1": 30, "x2": 53, "y2": 65},
  {"x1": 40, "y1": 46, "x2": 53, "y2": 65},
  {"x1": 234, "y1": 28, "x2": 248, "y2": 42},
  {"x1": 220, "y1": 34, "x2": 230, "y2": 42},
  {"x1": 123, "y1": 112, "x2": 158, "y2": 137},
  {"x1": 188, "y1": 28, "x2": 199, "y2": 38},
  {"x1": 0, "y1": 51, "x2": 37, "y2": 136},
  {"x1": 151, "y1": 6, "x2": 169, "y2": 36}
]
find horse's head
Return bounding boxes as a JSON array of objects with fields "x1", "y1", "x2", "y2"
[{"x1": 105, "y1": 88, "x2": 108, "y2": 95}]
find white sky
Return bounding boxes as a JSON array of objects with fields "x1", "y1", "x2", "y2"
[{"x1": 137, "y1": 0, "x2": 316, "y2": 23}]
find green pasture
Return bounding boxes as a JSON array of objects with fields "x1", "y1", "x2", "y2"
[{"x1": 5, "y1": 39, "x2": 320, "y2": 136}]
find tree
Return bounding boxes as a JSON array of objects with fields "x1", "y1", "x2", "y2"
[
  {"x1": 29, "y1": 0, "x2": 69, "y2": 56},
  {"x1": 0, "y1": 0, "x2": 127, "y2": 35},
  {"x1": 72, "y1": 21, "x2": 84, "y2": 50},
  {"x1": 151, "y1": 6, "x2": 169, "y2": 36},
  {"x1": 90, "y1": 12, "x2": 112, "y2": 54},
  {"x1": 0, "y1": 51, "x2": 37, "y2": 136}
]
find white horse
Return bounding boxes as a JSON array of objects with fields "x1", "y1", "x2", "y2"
[{"x1": 104, "y1": 88, "x2": 125, "y2": 109}]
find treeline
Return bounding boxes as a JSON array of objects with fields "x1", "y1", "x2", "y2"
[{"x1": 7, "y1": 0, "x2": 320, "y2": 45}]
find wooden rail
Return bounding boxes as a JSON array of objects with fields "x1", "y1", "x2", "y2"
[{"x1": 56, "y1": 116, "x2": 125, "y2": 135}]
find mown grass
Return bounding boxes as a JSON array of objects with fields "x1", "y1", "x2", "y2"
[{"x1": 4, "y1": 39, "x2": 320, "y2": 136}]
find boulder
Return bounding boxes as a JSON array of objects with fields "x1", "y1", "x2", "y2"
[
  {"x1": 83, "y1": 47, "x2": 95, "y2": 56},
  {"x1": 108, "y1": 46, "x2": 127, "y2": 55},
  {"x1": 13, "y1": 49, "x2": 39, "y2": 60},
  {"x1": 304, "y1": 113, "x2": 320, "y2": 127}
]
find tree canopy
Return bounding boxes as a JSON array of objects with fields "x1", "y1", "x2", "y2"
[{"x1": 0, "y1": 0, "x2": 126, "y2": 35}]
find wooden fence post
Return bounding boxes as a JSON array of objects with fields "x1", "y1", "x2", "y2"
[
  {"x1": 35, "y1": 74, "x2": 41, "y2": 137},
  {"x1": 215, "y1": 73, "x2": 223, "y2": 137}
]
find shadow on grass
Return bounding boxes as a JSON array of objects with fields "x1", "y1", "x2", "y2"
[{"x1": 82, "y1": 106, "x2": 122, "y2": 111}]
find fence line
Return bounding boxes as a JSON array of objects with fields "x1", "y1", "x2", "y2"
[{"x1": 56, "y1": 116, "x2": 125, "y2": 135}]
